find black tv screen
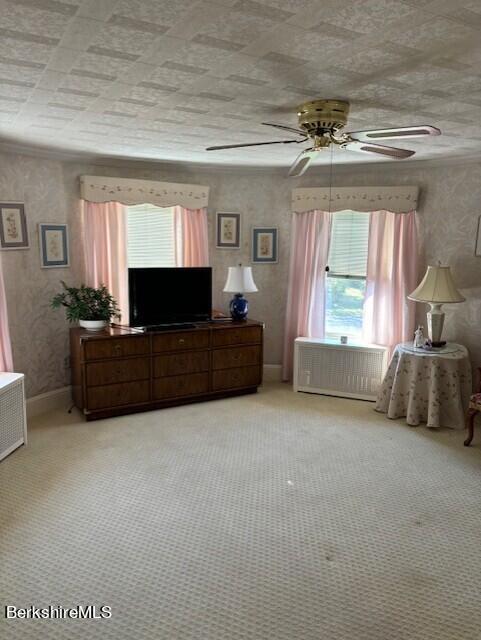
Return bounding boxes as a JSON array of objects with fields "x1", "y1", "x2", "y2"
[{"x1": 129, "y1": 267, "x2": 212, "y2": 326}]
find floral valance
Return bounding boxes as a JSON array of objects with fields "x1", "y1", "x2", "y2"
[
  {"x1": 80, "y1": 176, "x2": 209, "y2": 209},
  {"x1": 291, "y1": 186, "x2": 418, "y2": 214}
]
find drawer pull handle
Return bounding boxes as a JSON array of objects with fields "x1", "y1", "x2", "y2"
[
  {"x1": 178, "y1": 338, "x2": 185, "y2": 344},
  {"x1": 114, "y1": 345, "x2": 122, "y2": 352}
]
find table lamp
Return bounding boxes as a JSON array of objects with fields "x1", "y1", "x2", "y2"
[
  {"x1": 408, "y1": 264, "x2": 465, "y2": 346},
  {"x1": 223, "y1": 265, "x2": 258, "y2": 321}
]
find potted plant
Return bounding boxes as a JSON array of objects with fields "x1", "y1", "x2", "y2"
[{"x1": 51, "y1": 281, "x2": 121, "y2": 331}]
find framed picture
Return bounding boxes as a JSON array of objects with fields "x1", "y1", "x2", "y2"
[
  {"x1": 252, "y1": 227, "x2": 278, "y2": 263},
  {"x1": 0, "y1": 203, "x2": 29, "y2": 249},
  {"x1": 216, "y1": 212, "x2": 241, "y2": 249},
  {"x1": 476, "y1": 216, "x2": 481, "y2": 256},
  {"x1": 39, "y1": 223, "x2": 69, "y2": 268}
]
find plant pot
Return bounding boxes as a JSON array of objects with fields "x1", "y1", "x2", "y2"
[{"x1": 79, "y1": 319, "x2": 107, "y2": 332}]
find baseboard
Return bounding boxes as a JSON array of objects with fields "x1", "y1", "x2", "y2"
[
  {"x1": 263, "y1": 364, "x2": 282, "y2": 382},
  {"x1": 27, "y1": 386, "x2": 72, "y2": 419}
]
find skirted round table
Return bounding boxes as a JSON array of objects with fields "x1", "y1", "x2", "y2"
[{"x1": 376, "y1": 342, "x2": 471, "y2": 429}]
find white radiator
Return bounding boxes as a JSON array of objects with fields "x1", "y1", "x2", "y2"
[
  {"x1": 293, "y1": 338, "x2": 389, "y2": 401},
  {"x1": 0, "y1": 373, "x2": 27, "y2": 461}
]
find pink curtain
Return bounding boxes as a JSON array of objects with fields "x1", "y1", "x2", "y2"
[
  {"x1": 0, "y1": 255, "x2": 13, "y2": 371},
  {"x1": 362, "y1": 209, "x2": 418, "y2": 350},
  {"x1": 81, "y1": 200, "x2": 129, "y2": 323},
  {"x1": 173, "y1": 206, "x2": 209, "y2": 267},
  {"x1": 282, "y1": 210, "x2": 332, "y2": 381}
]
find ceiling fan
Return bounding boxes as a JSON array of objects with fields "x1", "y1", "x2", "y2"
[{"x1": 205, "y1": 99, "x2": 441, "y2": 177}]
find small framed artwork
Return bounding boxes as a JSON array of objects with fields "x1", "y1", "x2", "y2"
[
  {"x1": 216, "y1": 212, "x2": 241, "y2": 249},
  {"x1": 475, "y1": 216, "x2": 481, "y2": 256},
  {"x1": 0, "y1": 203, "x2": 29, "y2": 249},
  {"x1": 39, "y1": 223, "x2": 69, "y2": 268},
  {"x1": 252, "y1": 227, "x2": 278, "y2": 263}
]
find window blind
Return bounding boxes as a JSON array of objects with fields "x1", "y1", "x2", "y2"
[
  {"x1": 127, "y1": 204, "x2": 176, "y2": 268},
  {"x1": 327, "y1": 211, "x2": 370, "y2": 277}
]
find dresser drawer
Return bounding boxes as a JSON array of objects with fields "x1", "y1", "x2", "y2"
[
  {"x1": 85, "y1": 357, "x2": 150, "y2": 387},
  {"x1": 153, "y1": 372, "x2": 209, "y2": 400},
  {"x1": 86, "y1": 380, "x2": 150, "y2": 410},
  {"x1": 154, "y1": 351, "x2": 209, "y2": 378},
  {"x1": 212, "y1": 345, "x2": 262, "y2": 370},
  {"x1": 83, "y1": 336, "x2": 150, "y2": 361},
  {"x1": 212, "y1": 365, "x2": 261, "y2": 391},
  {"x1": 153, "y1": 331, "x2": 210, "y2": 353},
  {"x1": 212, "y1": 326, "x2": 262, "y2": 347}
]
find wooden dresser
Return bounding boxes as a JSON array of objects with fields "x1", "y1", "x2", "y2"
[{"x1": 70, "y1": 320, "x2": 263, "y2": 420}]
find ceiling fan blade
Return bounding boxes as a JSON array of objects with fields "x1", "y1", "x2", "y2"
[
  {"x1": 344, "y1": 140, "x2": 415, "y2": 159},
  {"x1": 345, "y1": 125, "x2": 441, "y2": 141},
  {"x1": 261, "y1": 122, "x2": 307, "y2": 137},
  {"x1": 288, "y1": 148, "x2": 318, "y2": 177},
  {"x1": 206, "y1": 139, "x2": 300, "y2": 151}
]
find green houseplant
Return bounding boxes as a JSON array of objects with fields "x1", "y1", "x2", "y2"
[{"x1": 51, "y1": 281, "x2": 121, "y2": 331}]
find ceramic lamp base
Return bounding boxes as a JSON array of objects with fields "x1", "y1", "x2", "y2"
[
  {"x1": 229, "y1": 293, "x2": 248, "y2": 321},
  {"x1": 427, "y1": 303, "x2": 445, "y2": 343}
]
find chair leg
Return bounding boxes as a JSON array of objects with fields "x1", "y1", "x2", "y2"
[{"x1": 464, "y1": 409, "x2": 477, "y2": 446}]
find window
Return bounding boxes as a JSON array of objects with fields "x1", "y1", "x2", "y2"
[
  {"x1": 126, "y1": 204, "x2": 176, "y2": 268},
  {"x1": 325, "y1": 210, "x2": 370, "y2": 339}
]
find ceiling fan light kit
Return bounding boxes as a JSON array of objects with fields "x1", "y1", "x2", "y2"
[{"x1": 206, "y1": 98, "x2": 441, "y2": 177}]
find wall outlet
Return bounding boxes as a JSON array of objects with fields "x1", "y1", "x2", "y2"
[{"x1": 64, "y1": 355, "x2": 71, "y2": 369}]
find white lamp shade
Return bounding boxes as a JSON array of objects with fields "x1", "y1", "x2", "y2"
[
  {"x1": 223, "y1": 266, "x2": 258, "y2": 293},
  {"x1": 408, "y1": 265, "x2": 465, "y2": 304}
]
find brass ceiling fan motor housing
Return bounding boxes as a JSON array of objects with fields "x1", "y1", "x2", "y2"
[
  {"x1": 297, "y1": 99, "x2": 350, "y2": 137},
  {"x1": 205, "y1": 95, "x2": 441, "y2": 177}
]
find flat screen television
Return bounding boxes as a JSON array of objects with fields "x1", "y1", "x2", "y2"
[{"x1": 129, "y1": 267, "x2": 212, "y2": 327}]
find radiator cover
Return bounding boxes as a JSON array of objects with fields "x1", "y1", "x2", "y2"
[
  {"x1": 293, "y1": 338, "x2": 388, "y2": 401},
  {"x1": 0, "y1": 373, "x2": 27, "y2": 461}
]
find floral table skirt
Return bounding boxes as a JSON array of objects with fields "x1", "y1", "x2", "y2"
[{"x1": 375, "y1": 343, "x2": 471, "y2": 429}]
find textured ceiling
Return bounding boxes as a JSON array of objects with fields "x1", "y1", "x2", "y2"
[{"x1": 0, "y1": 0, "x2": 481, "y2": 167}]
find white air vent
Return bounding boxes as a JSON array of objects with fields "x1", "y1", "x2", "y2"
[
  {"x1": 293, "y1": 338, "x2": 388, "y2": 401},
  {"x1": 0, "y1": 373, "x2": 27, "y2": 461}
]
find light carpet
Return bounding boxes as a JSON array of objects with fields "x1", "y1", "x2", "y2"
[{"x1": 1, "y1": 383, "x2": 481, "y2": 640}]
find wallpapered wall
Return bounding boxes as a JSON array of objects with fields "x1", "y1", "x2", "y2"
[
  {"x1": 1, "y1": 150, "x2": 481, "y2": 397},
  {"x1": 0, "y1": 155, "x2": 79, "y2": 398}
]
